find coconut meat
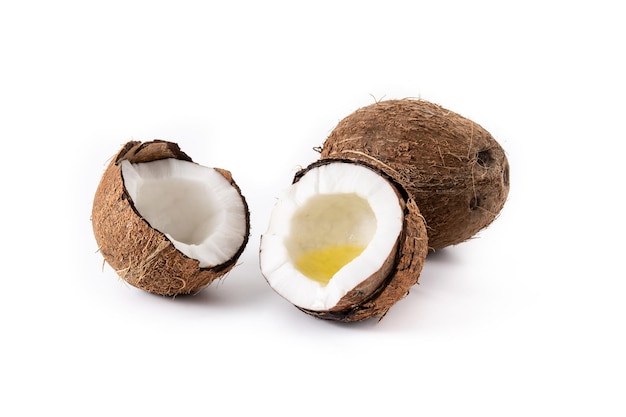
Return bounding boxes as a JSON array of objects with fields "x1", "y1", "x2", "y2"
[
  {"x1": 260, "y1": 162, "x2": 404, "y2": 311},
  {"x1": 121, "y1": 159, "x2": 247, "y2": 268}
]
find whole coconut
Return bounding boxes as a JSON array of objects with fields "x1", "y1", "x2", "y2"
[{"x1": 321, "y1": 99, "x2": 509, "y2": 250}]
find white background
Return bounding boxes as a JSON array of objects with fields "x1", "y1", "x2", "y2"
[{"x1": 1, "y1": 1, "x2": 624, "y2": 415}]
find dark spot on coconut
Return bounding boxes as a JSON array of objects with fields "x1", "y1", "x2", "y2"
[
  {"x1": 470, "y1": 195, "x2": 482, "y2": 211},
  {"x1": 476, "y1": 149, "x2": 495, "y2": 167},
  {"x1": 503, "y1": 164, "x2": 510, "y2": 186}
]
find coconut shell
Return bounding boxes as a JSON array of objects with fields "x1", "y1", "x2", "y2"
[
  {"x1": 321, "y1": 99, "x2": 510, "y2": 250},
  {"x1": 290, "y1": 159, "x2": 428, "y2": 322},
  {"x1": 91, "y1": 140, "x2": 250, "y2": 296}
]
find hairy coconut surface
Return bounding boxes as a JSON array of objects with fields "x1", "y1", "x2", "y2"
[
  {"x1": 321, "y1": 99, "x2": 510, "y2": 250},
  {"x1": 286, "y1": 159, "x2": 428, "y2": 322},
  {"x1": 92, "y1": 140, "x2": 250, "y2": 296}
]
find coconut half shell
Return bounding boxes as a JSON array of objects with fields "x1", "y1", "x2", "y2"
[
  {"x1": 91, "y1": 140, "x2": 250, "y2": 296},
  {"x1": 290, "y1": 159, "x2": 428, "y2": 322},
  {"x1": 321, "y1": 99, "x2": 510, "y2": 250}
]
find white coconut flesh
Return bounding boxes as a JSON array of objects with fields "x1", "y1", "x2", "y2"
[
  {"x1": 121, "y1": 158, "x2": 247, "y2": 268},
  {"x1": 260, "y1": 162, "x2": 405, "y2": 311}
]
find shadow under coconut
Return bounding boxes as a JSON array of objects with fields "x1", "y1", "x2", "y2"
[
  {"x1": 325, "y1": 316, "x2": 385, "y2": 330},
  {"x1": 425, "y1": 246, "x2": 464, "y2": 265},
  {"x1": 148, "y1": 252, "x2": 274, "y2": 309},
  {"x1": 323, "y1": 249, "x2": 467, "y2": 329},
  {"x1": 264, "y1": 248, "x2": 476, "y2": 328}
]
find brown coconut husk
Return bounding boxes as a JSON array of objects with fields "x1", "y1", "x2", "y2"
[
  {"x1": 289, "y1": 159, "x2": 428, "y2": 322},
  {"x1": 91, "y1": 140, "x2": 250, "y2": 296},
  {"x1": 321, "y1": 99, "x2": 510, "y2": 251}
]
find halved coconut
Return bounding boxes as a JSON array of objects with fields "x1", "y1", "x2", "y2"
[
  {"x1": 260, "y1": 159, "x2": 428, "y2": 322},
  {"x1": 92, "y1": 140, "x2": 250, "y2": 296}
]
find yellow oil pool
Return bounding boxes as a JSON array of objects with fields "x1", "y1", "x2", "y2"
[{"x1": 295, "y1": 245, "x2": 365, "y2": 285}]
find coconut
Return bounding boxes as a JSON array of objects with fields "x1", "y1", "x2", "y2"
[
  {"x1": 321, "y1": 99, "x2": 510, "y2": 250},
  {"x1": 259, "y1": 159, "x2": 428, "y2": 322},
  {"x1": 92, "y1": 140, "x2": 250, "y2": 296}
]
